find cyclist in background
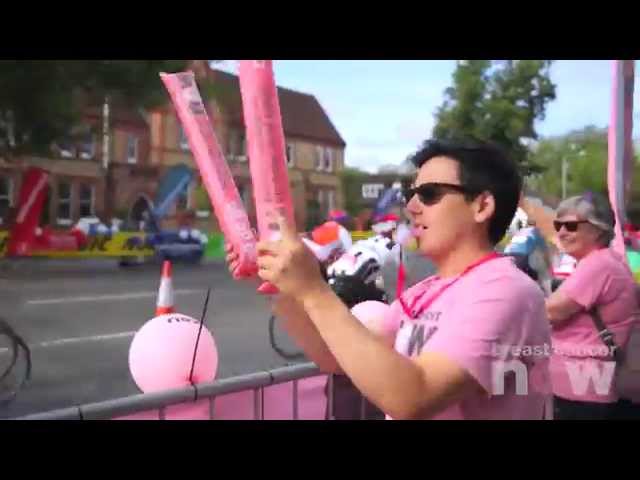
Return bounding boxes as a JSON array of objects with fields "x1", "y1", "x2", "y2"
[{"x1": 504, "y1": 216, "x2": 553, "y2": 296}]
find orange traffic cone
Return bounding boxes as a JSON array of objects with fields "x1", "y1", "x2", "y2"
[{"x1": 156, "y1": 260, "x2": 175, "y2": 315}]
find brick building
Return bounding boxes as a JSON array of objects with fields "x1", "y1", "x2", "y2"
[{"x1": 0, "y1": 63, "x2": 347, "y2": 233}]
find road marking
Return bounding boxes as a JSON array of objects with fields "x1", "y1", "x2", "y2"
[
  {"x1": 0, "y1": 331, "x2": 136, "y2": 354},
  {"x1": 26, "y1": 289, "x2": 204, "y2": 306}
]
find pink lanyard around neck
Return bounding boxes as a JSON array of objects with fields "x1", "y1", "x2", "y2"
[{"x1": 397, "y1": 251, "x2": 502, "y2": 319}]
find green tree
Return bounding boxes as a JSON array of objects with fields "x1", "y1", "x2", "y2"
[
  {"x1": 339, "y1": 166, "x2": 369, "y2": 216},
  {"x1": 527, "y1": 126, "x2": 610, "y2": 199},
  {"x1": 529, "y1": 126, "x2": 640, "y2": 224},
  {"x1": 305, "y1": 199, "x2": 322, "y2": 232},
  {"x1": 0, "y1": 60, "x2": 197, "y2": 159},
  {"x1": 433, "y1": 60, "x2": 557, "y2": 175}
]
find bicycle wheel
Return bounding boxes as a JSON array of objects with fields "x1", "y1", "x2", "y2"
[{"x1": 0, "y1": 318, "x2": 32, "y2": 406}]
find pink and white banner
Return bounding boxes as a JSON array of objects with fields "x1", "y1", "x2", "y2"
[
  {"x1": 607, "y1": 60, "x2": 635, "y2": 259},
  {"x1": 237, "y1": 61, "x2": 295, "y2": 242},
  {"x1": 161, "y1": 71, "x2": 258, "y2": 277},
  {"x1": 237, "y1": 60, "x2": 296, "y2": 294}
]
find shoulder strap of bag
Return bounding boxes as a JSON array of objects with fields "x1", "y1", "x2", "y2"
[{"x1": 588, "y1": 307, "x2": 624, "y2": 364}]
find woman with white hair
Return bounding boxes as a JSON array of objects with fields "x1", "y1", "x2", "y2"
[{"x1": 546, "y1": 192, "x2": 639, "y2": 419}]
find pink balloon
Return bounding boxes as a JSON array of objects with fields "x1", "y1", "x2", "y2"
[
  {"x1": 351, "y1": 301, "x2": 395, "y2": 346},
  {"x1": 129, "y1": 313, "x2": 218, "y2": 393}
]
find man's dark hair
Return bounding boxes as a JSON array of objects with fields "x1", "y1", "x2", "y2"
[{"x1": 409, "y1": 139, "x2": 522, "y2": 245}]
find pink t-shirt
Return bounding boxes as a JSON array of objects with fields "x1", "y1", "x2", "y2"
[
  {"x1": 387, "y1": 255, "x2": 551, "y2": 420},
  {"x1": 550, "y1": 248, "x2": 639, "y2": 403}
]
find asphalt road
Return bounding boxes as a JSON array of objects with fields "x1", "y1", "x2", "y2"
[{"x1": 0, "y1": 252, "x2": 435, "y2": 419}]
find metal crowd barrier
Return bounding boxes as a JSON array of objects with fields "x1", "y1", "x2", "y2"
[
  {"x1": 14, "y1": 362, "x2": 356, "y2": 421},
  {"x1": 11, "y1": 361, "x2": 556, "y2": 420}
]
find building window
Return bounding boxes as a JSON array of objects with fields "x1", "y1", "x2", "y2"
[
  {"x1": 317, "y1": 189, "x2": 325, "y2": 214},
  {"x1": 327, "y1": 190, "x2": 336, "y2": 213},
  {"x1": 286, "y1": 143, "x2": 295, "y2": 167},
  {"x1": 315, "y1": 146, "x2": 324, "y2": 171},
  {"x1": 127, "y1": 135, "x2": 138, "y2": 164},
  {"x1": 57, "y1": 181, "x2": 72, "y2": 225},
  {"x1": 178, "y1": 125, "x2": 190, "y2": 151},
  {"x1": 362, "y1": 183, "x2": 385, "y2": 199},
  {"x1": 324, "y1": 148, "x2": 333, "y2": 172},
  {"x1": 79, "y1": 185, "x2": 94, "y2": 217},
  {"x1": 0, "y1": 176, "x2": 13, "y2": 225}
]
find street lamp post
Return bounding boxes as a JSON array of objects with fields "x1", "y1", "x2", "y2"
[
  {"x1": 561, "y1": 142, "x2": 582, "y2": 200},
  {"x1": 561, "y1": 155, "x2": 567, "y2": 200},
  {"x1": 102, "y1": 95, "x2": 111, "y2": 221},
  {"x1": 102, "y1": 96, "x2": 110, "y2": 171}
]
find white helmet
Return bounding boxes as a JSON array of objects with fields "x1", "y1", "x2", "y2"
[{"x1": 327, "y1": 235, "x2": 396, "y2": 280}]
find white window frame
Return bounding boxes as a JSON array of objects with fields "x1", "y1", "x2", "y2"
[
  {"x1": 316, "y1": 146, "x2": 324, "y2": 171},
  {"x1": 0, "y1": 176, "x2": 14, "y2": 225},
  {"x1": 327, "y1": 189, "x2": 336, "y2": 212},
  {"x1": 127, "y1": 135, "x2": 139, "y2": 164},
  {"x1": 286, "y1": 143, "x2": 295, "y2": 167},
  {"x1": 362, "y1": 183, "x2": 385, "y2": 199},
  {"x1": 317, "y1": 189, "x2": 325, "y2": 212},
  {"x1": 324, "y1": 147, "x2": 333, "y2": 172},
  {"x1": 78, "y1": 184, "x2": 95, "y2": 218},
  {"x1": 57, "y1": 181, "x2": 73, "y2": 226}
]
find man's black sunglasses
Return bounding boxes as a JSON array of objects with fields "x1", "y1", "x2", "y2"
[
  {"x1": 553, "y1": 220, "x2": 590, "y2": 233},
  {"x1": 403, "y1": 182, "x2": 476, "y2": 206}
]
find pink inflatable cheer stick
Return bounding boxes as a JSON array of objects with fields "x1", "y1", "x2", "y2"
[
  {"x1": 238, "y1": 61, "x2": 296, "y2": 294},
  {"x1": 607, "y1": 60, "x2": 635, "y2": 259},
  {"x1": 161, "y1": 71, "x2": 258, "y2": 278}
]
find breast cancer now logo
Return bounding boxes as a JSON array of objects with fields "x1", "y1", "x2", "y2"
[{"x1": 491, "y1": 359, "x2": 617, "y2": 396}]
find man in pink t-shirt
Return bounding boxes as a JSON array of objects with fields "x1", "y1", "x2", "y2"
[
  {"x1": 389, "y1": 255, "x2": 550, "y2": 419},
  {"x1": 228, "y1": 139, "x2": 551, "y2": 420}
]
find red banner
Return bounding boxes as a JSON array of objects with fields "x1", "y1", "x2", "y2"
[{"x1": 7, "y1": 167, "x2": 49, "y2": 257}]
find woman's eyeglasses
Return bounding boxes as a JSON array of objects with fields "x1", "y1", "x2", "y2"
[
  {"x1": 553, "y1": 220, "x2": 590, "y2": 232},
  {"x1": 403, "y1": 182, "x2": 474, "y2": 206}
]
